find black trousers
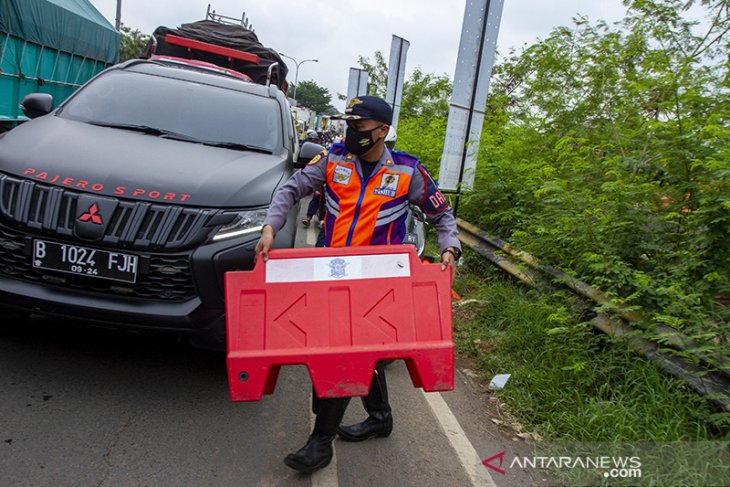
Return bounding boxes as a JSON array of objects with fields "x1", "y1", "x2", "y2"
[{"x1": 310, "y1": 362, "x2": 390, "y2": 436}]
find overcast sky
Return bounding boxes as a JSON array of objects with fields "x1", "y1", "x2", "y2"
[{"x1": 90, "y1": 0, "x2": 629, "y2": 109}]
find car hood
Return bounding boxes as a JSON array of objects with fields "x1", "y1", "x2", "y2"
[{"x1": 0, "y1": 115, "x2": 291, "y2": 207}]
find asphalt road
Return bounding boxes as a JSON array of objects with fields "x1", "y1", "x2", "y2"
[{"x1": 0, "y1": 201, "x2": 545, "y2": 487}]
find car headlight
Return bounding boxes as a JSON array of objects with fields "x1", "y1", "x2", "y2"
[{"x1": 212, "y1": 209, "x2": 268, "y2": 241}]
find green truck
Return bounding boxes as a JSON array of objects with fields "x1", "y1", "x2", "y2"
[{"x1": 0, "y1": 0, "x2": 120, "y2": 130}]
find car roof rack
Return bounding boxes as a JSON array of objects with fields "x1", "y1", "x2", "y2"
[{"x1": 205, "y1": 4, "x2": 254, "y2": 31}]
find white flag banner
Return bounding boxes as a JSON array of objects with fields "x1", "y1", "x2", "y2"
[
  {"x1": 438, "y1": 0, "x2": 504, "y2": 192},
  {"x1": 347, "y1": 68, "x2": 369, "y2": 106},
  {"x1": 385, "y1": 35, "x2": 410, "y2": 131}
]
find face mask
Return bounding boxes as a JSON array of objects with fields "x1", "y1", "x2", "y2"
[{"x1": 345, "y1": 125, "x2": 383, "y2": 156}]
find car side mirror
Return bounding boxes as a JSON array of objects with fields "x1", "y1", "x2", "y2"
[
  {"x1": 20, "y1": 93, "x2": 54, "y2": 119},
  {"x1": 295, "y1": 141, "x2": 325, "y2": 168}
]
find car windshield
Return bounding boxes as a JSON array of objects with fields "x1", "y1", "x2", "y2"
[{"x1": 58, "y1": 69, "x2": 282, "y2": 153}]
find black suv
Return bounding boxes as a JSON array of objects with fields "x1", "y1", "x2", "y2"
[{"x1": 0, "y1": 57, "x2": 317, "y2": 348}]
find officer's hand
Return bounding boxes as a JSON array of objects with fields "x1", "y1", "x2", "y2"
[
  {"x1": 255, "y1": 225, "x2": 276, "y2": 262},
  {"x1": 441, "y1": 248, "x2": 457, "y2": 272}
]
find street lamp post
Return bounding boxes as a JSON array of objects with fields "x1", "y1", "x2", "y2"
[
  {"x1": 115, "y1": 0, "x2": 122, "y2": 30},
  {"x1": 279, "y1": 53, "x2": 318, "y2": 106}
]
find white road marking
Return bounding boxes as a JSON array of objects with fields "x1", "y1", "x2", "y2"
[
  {"x1": 421, "y1": 389, "x2": 498, "y2": 487},
  {"x1": 310, "y1": 411, "x2": 339, "y2": 487},
  {"x1": 306, "y1": 224, "x2": 317, "y2": 246}
]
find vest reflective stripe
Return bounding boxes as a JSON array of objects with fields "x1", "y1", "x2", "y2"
[
  {"x1": 324, "y1": 192, "x2": 340, "y2": 217},
  {"x1": 375, "y1": 199, "x2": 409, "y2": 226},
  {"x1": 324, "y1": 153, "x2": 415, "y2": 247}
]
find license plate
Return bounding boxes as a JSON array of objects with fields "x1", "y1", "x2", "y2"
[{"x1": 32, "y1": 239, "x2": 139, "y2": 283}]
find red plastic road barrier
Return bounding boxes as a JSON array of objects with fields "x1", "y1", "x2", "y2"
[{"x1": 226, "y1": 245, "x2": 454, "y2": 401}]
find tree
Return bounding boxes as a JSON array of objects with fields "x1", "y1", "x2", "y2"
[
  {"x1": 292, "y1": 80, "x2": 336, "y2": 113},
  {"x1": 358, "y1": 51, "x2": 453, "y2": 119},
  {"x1": 357, "y1": 51, "x2": 388, "y2": 97},
  {"x1": 458, "y1": 0, "x2": 730, "y2": 364},
  {"x1": 400, "y1": 68, "x2": 452, "y2": 119},
  {"x1": 119, "y1": 25, "x2": 150, "y2": 62},
  {"x1": 355, "y1": 51, "x2": 453, "y2": 171}
]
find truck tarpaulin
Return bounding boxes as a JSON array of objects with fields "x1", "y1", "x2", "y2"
[{"x1": 0, "y1": 0, "x2": 119, "y2": 64}]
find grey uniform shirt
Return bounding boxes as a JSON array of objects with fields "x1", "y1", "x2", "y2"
[{"x1": 263, "y1": 147, "x2": 461, "y2": 253}]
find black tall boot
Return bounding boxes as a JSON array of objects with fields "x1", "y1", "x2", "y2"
[
  {"x1": 284, "y1": 396, "x2": 350, "y2": 473},
  {"x1": 337, "y1": 363, "x2": 392, "y2": 442}
]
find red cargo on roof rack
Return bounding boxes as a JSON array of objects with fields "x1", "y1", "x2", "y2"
[
  {"x1": 141, "y1": 20, "x2": 288, "y2": 90},
  {"x1": 225, "y1": 245, "x2": 455, "y2": 402},
  {"x1": 164, "y1": 34, "x2": 260, "y2": 64}
]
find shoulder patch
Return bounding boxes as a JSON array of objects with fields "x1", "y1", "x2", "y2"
[
  {"x1": 418, "y1": 164, "x2": 449, "y2": 214},
  {"x1": 308, "y1": 149, "x2": 328, "y2": 166}
]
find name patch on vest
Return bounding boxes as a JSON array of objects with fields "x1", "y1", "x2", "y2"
[
  {"x1": 332, "y1": 165, "x2": 353, "y2": 185},
  {"x1": 373, "y1": 173, "x2": 399, "y2": 198}
]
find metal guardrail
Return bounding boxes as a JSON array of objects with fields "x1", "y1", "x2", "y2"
[{"x1": 456, "y1": 218, "x2": 730, "y2": 412}]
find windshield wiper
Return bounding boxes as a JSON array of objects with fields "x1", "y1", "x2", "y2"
[
  {"x1": 88, "y1": 121, "x2": 169, "y2": 135},
  {"x1": 157, "y1": 134, "x2": 268, "y2": 152},
  {"x1": 88, "y1": 122, "x2": 272, "y2": 153},
  {"x1": 88, "y1": 122, "x2": 200, "y2": 142},
  {"x1": 197, "y1": 141, "x2": 272, "y2": 153}
]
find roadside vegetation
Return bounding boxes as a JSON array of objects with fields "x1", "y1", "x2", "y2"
[
  {"x1": 383, "y1": 0, "x2": 730, "y2": 441},
  {"x1": 451, "y1": 249, "x2": 726, "y2": 441}
]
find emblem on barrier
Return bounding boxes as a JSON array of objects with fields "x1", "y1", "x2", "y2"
[{"x1": 328, "y1": 258, "x2": 349, "y2": 279}]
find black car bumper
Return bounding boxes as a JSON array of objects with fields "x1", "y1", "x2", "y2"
[
  {"x1": 0, "y1": 230, "x2": 258, "y2": 334},
  {"x1": 0, "y1": 204, "x2": 298, "y2": 334}
]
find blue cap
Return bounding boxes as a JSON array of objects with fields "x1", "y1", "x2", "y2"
[{"x1": 332, "y1": 95, "x2": 393, "y2": 125}]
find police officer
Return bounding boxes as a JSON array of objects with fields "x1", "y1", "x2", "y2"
[{"x1": 255, "y1": 95, "x2": 461, "y2": 473}]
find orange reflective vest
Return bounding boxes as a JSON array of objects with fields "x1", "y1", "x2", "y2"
[{"x1": 322, "y1": 144, "x2": 417, "y2": 247}]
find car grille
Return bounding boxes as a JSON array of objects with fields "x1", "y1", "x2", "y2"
[
  {"x1": 0, "y1": 219, "x2": 197, "y2": 302},
  {"x1": 0, "y1": 173, "x2": 224, "y2": 250}
]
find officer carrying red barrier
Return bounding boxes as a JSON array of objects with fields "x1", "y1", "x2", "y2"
[{"x1": 251, "y1": 95, "x2": 461, "y2": 473}]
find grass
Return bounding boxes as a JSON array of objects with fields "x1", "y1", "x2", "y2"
[{"x1": 446, "y1": 243, "x2": 730, "y2": 442}]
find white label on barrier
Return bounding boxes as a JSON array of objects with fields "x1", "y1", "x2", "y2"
[{"x1": 266, "y1": 253, "x2": 411, "y2": 283}]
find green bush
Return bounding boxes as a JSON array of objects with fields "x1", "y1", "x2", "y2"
[
  {"x1": 450, "y1": 0, "x2": 730, "y2": 360},
  {"x1": 452, "y1": 253, "x2": 722, "y2": 441}
]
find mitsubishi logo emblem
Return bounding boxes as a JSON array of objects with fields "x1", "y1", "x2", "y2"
[
  {"x1": 79, "y1": 203, "x2": 103, "y2": 225},
  {"x1": 74, "y1": 196, "x2": 116, "y2": 241}
]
